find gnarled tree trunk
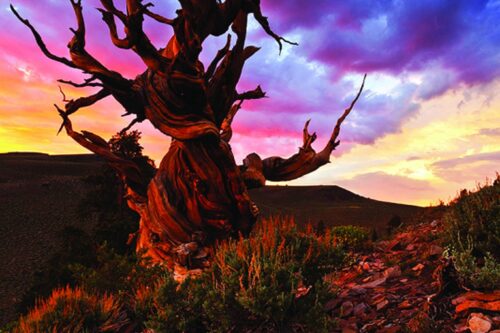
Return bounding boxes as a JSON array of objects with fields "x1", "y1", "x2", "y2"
[{"x1": 13, "y1": 0, "x2": 365, "y2": 271}]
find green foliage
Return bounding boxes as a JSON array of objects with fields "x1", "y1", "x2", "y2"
[
  {"x1": 14, "y1": 287, "x2": 129, "y2": 333},
  {"x1": 144, "y1": 217, "x2": 346, "y2": 332},
  {"x1": 70, "y1": 246, "x2": 163, "y2": 297},
  {"x1": 18, "y1": 131, "x2": 154, "y2": 314},
  {"x1": 444, "y1": 175, "x2": 500, "y2": 290},
  {"x1": 449, "y1": 243, "x2": 500, "y2": 290},
  {"x1": 108, "y1": 130, "x2": 144, "y2": 160},
  {"x1": 14, "y1": 216, "x2": 354, "y2": 332},
  {"x1": 330, "y1": 225, "x2": 371, "y2": 251}
]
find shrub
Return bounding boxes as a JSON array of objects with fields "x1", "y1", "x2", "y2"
[
  {"x1": 145, "y1": 217, "x2": 347, "y2": 332},
  {"x1": 70, "y1": 245, "x2": 163, "y2": 297},
  {"x1": 330, "y1": 225, "x2": 371, "y2": 251},
  {"x1": 17, "y1": 227, "x2": 97, "y2": 315},
  {"x1": 444, "y1": 175, "x2": 500, "y2": 290},
  {"x1": 14, "y1": 217, "x2": 349, "y2": 332},
  {"x1": 14, "y1": 287, "x2": 130, "y2": 333}
]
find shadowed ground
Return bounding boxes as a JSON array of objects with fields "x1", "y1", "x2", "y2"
[{"x1": 0, "y1": 153, "x2": 422, "y2": 325}]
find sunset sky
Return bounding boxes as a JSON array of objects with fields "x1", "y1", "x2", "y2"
[{"x1": 1, "y1": 0, "x2": 499, "y2": 206}]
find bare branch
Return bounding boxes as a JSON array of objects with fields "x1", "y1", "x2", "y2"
[
  {"x1": 248, "y1": 3, "x2": 298, "y2": 54},
  {"x1": 57, "y1": 88, "x2": 111, "y2": 133},
  {"x1": 143, "y1": 4, "x2": 174, "y2": 25},
  {"x1": 236, "y1": 85, "x2": 266, "y2": 101},
  {"x1": 98, "y1": 0, "x2": 166, "y2": 70},
  {"x1": 10, "y1": 4, "x2": 76, "y2": 68},
  {"x1": 220, "y1": 100, "x2": 243, "y2": 142},
  {"x1": 302, "y1": 119, "x2": 317, "y2": 150},
  {"x1": 120, "y1": 117, "x2": 141, "y2": 134},
  {"x1": 97, "y1": 8, "x2": 133, "y2": 49},
  {"x1": 322, "y1": 73, "x2": 367, "y2": 153},
  {"x1": 239, "y1": 75, "x2": 366, "y2": 186},
  {"x1": 58, "y1": 86, "x2": 70, "y2": 102},
  {"x1": 58, "y1": 75, "x2": 103, "y2": 88},
  {"x1": 100, "y1": 0, "x2": 127, "y2": 24},
  {"x1": 56, "y1": 107, "x2": 149, "y2": 197},
  {"x1": 205, "y1": 34, "x2": 231, "y2": 81}
]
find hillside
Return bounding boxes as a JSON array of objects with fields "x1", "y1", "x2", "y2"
[
  {"x1": 0, "y1": 153, "x2": 422, "y2": 325},
  {"x1": 249, "y1": 185, "x2": 421, "y2": 230}
]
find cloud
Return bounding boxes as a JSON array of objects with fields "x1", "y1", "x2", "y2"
[
  {"x1": 431, "y1": 151, "x2": 500, "y2": 182},
  {"x1": 477, "y1": 128, "x2": 500, "y2": 136},
  {"x1": 263, "y1": 0, "x2": 499, "y2": 90}
]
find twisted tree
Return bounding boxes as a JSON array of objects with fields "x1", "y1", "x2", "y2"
[{"x1": 13, "y1": 0, "x2": 365, "y2": 271}]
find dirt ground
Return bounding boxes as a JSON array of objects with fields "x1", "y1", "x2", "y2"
[{"x1": 0, "y1": 153, "x2": 423, "y2": 326}]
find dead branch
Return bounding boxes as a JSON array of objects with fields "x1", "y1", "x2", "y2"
[{"x1": 240, "y1": 75, "x2": 366, "y2": 185}]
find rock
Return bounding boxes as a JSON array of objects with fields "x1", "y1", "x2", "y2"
[
  {"x1": 340, "y1": 301, "x2": 354, "y2": 317},
  {"x1": 398, "y1": 299, "x2": 412, "y2": 309},
  {"x1": 362, "y1": 276, "x2": 372, "y2": 282},
  {"x1": 376, "y1": 299, "x2": 389, "y2": 311},
  {"x1": 383, "y1": 265, "x2": 402, "y2": 279},
  {"x1": 349, "y1": 287, "x2": 367, "y2": 296},
  {"x1": 453, "y1": 291, "x2": 500, "y2": 304},
  {"x1": 456, "y1": 300, "x2": 500, "y2": 313},
  {"x1": 360, "y1": 277, "x2": 387, "y2": 288},
  {"x1": 468, "y1": 313, "x2": 492, "y2": 333},
  {"x1": 362, "y1": 261, "x2": 371, "y2": 271},
  {"x1": 295, "y1": 285, "x2": 312, "y2": 299},
  {"x1": 353, "y1": 302, "x2": 368, "y2": 315},
  {"x1": 412, "y1": 263, "x2": 425, "y2": 271},
  {"x1": 428, "y1": 245, "x2": 443, "y2": 257}
]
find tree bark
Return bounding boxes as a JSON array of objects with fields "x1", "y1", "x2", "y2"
[{"x1": 13, "y1": 0, "x2": 364, "y2": 270}]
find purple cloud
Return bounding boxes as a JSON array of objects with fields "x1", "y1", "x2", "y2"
[{"x1": 262, "y1": 0, "x2": 498, "y2": 89}]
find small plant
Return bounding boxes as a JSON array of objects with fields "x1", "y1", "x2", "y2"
[
  {"x1": 330, "y1": 225, "x2": 371, "y2": 251},
  {"x1": 14, "y1": 287, "x2": 130, "y2": 333},
  {"x1": 145, "y1": 217, "x2": 347, "y2": 332},
  {"x1": 444, "y1": 175, "x2": 500, "y2": 290},
  {"x1": 13, "y1": 217, "x2": 349, "y2": 332}
]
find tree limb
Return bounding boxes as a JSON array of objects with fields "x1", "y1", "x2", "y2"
[
  {"x1": 56, "y1": 107, "x2": 149, "y2": 198},
  {"x1": 205, "y1": 34, "x2": 232, "y2": 81},
  {"x1": 10, "y1": 4, "x2": 76, "y2": 69},
  {"x1": 56, "y1": 88, "x2": 112, "y2": 134},
  {"x1": 236, "y1": 85, "x2": 266, "y2": 101},
  {"x1": 240, "y1": 74, "x2": 366, "y2": 186},
  {"x1": 220, "y1": 99, "x2": 243, "y2": 142},
  {"x1": 58, "y1": 75, "x2": 103, "y2": 88}
]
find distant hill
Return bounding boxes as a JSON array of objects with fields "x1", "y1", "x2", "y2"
[
  {"x1": 0, "y1": 152, "x2": 423, "y2": 325},
  {"x1": 249, "y1": 185, "x2": 422, "y2": 229}
]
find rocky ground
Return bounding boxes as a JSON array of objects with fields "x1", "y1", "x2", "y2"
[{"x1": 326, "y1": 219, "x2": 500, "y2": 333}]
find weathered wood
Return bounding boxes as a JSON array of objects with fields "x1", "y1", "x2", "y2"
[{"x1": 14, "y1": 0, "x2": 364, "y2": 269}]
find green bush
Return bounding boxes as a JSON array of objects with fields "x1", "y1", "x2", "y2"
[
  {"x1": 14, "y1": 217, "x2": 349, "y2": 332},
  {"x1": 144, "y1": 217, "x2": 346, "y2": 332},
  {"x1": 444, "y1": 176, "x2": 500, "y2": 290},
  {"x1": 330, "y1": 225, "x2": 371, "y2": 251}
]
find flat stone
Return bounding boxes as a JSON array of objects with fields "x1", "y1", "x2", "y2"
[
  {"x1": 412, "y1": 263, "x2": 425, "y2": 271},
  {"x1": 360, "y1": 277, "x2": 387, "y2": 288},
  {"x1": 376, "y1": 299, "x2": 389, "y2": 311},
  {"x1": 468, "y1": 312, "x2": 492, "y2": 333},
  {"x1": 383, "y1": 265, "x2": 402, "y2": 279}
]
